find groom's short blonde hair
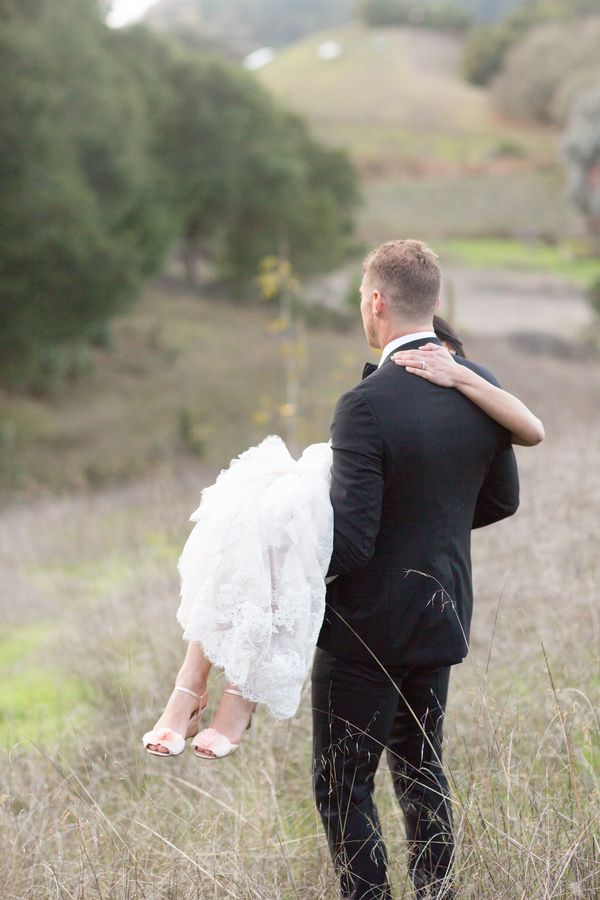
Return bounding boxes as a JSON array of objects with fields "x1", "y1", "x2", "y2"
[{"x1": 363, "y1": 240, "x2": 441, "y2": 321}]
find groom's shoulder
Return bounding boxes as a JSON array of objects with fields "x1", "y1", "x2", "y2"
[
  {"x1": 331, "y1": 373, "x2": 383, "y2": 423},
  {"x1": 454, "y1": 356, "x2": 502, "y2": 388},
  {"x1": 340, "y1": 362, "x2": 415, "y2": 405}
]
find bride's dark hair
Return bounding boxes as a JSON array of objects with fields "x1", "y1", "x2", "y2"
[{"x1": 433, "y1": 315, "x2": 465, "y2": 358}]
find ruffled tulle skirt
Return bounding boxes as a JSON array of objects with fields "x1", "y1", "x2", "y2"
[{"x1": 176, "y1": 435, "x2": 333, "y2": 719}]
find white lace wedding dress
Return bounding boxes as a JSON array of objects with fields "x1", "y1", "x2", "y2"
[{"x1": 176, "y1": 435, "x2": 333, "y2": 719}]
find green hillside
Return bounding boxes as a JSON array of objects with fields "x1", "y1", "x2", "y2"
[
  {"x1": 256, "y1": 24, "x2": 579, "y2": 241},
  {"x1": 256, "y1": 23, "x2": 551, "y2": 172}
]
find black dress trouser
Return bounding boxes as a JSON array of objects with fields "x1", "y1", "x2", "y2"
[{"x1": 311, "y1": 647, "x2": 454, "y2": 900}]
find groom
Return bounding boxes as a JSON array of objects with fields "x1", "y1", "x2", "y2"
[{"x1": 311, "y1": 240, "x2": 520, "y2": 899}]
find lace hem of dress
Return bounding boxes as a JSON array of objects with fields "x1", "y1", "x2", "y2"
[{"x1": 176, "y1": 435, "x2": 333, "y2": 719}]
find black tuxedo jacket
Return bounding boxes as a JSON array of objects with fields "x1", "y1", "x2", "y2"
[{"x1": 317, "y1": 338, "x2": 520, "y2": 668}]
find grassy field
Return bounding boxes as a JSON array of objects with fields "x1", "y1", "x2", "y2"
[
  {"x1": 1, "y1": 295, "x2": 599, "y2": 896},
  {"x1": 1, "y1": 263, "x2": 595, "y2": 498},
  {"x1": 358, "y1": 171, "x2": 584, "y2": 244},
  {"x1": 437, "y1": 239, "x2": 600, "y2": 285},
  {"x1": 0, "y1": 280, "x2": 365, "y2": 496}
]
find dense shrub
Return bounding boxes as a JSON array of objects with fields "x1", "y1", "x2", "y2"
[
  {"x1": 589, "y1": 276, "x2": 600, "y2": 316},
  {"x1": 461, "y1": 15, "x2": 525, "y2": 85},
  {"x1": 462, "y1": 0, "x2": 600, "y2": 86},
  {"x1": 563, "y1": 85, "x2": 600, "y2": 252},
  {"x1": 0, "y1": 0, "x2": 170, "y2": 388},
  {"x1": 0, "y1": 3, "x2": 359, "y2": 388},
  {"x1": 491, "y1": 18, "x2": 600, "y2": 125},
  {"x1": 493, "y1": 18, "x2": 600, "y2": 123}
]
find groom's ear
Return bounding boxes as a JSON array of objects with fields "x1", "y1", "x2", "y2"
[
  {"x1": 373, "y1": 290, "x2": 385, "y2": 316},
  {"x1": 435, "y1": 295, "x2": 441, "y2": 311}
]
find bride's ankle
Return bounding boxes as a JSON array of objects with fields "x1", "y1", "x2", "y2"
[{"x1": 175, "y1": 667, "x2": 207, "y2": 695}]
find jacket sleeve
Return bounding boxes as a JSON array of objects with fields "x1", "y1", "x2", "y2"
[
  {"x1": 327, "y1": 389, "x2": 384, "y2": 576},
  {"x1": 472, "y1": 433, "x2": 520, "y2": 529}
]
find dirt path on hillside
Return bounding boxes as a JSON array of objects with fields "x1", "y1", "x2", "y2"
[
  {"x1": 443, "y1": 267, "x2": 593, "y2": 339},
  {"x1": 305, "y1": 266, "x2": 593, "y2": 340}
]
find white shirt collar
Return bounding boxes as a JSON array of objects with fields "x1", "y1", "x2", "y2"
[{"x1": 377, "y1": 332, "x2": 437, "y2": 368}]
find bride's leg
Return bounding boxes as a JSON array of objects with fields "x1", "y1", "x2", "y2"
[
  {"x1": 195, "y1": 540, "x2": 285, "y2": 754},
  {"x1": 194, "y1": 686, "x2": 256, "y2": 756},
  {"x1": 194, "y1": 537, "x2": 286, "y2": 756},
  {"x1": 146, "y1": 640, "x2": 212, "y2": 754},
  {"x1": 176, "y1": 638, "x2": 212, "y2": 691}
]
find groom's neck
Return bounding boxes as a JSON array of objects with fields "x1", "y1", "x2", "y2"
[{"x1": 375, "y1": 320, "x2": 434, "y2": 350}]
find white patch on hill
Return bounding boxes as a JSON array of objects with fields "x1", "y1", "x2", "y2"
[
  {"x1": 317, "y1": 41, "x2": 342, "y2": 61},
  {"x1": 106, "y1": 0, "x2": 159, "y2": 29},
  {"x1": 243, "y1": 47, "x2": 276, "y2": 71}
]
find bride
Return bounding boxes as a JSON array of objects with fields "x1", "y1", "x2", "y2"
[{"x1": 142, "y1": 317, "x2": 544, "y2": 759}]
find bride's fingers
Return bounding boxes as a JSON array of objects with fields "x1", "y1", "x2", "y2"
[
  {"x1": 405, "y1": 366, "x2": 430, "y2": 378},
  {"x1": 392, "y1": 350, "x2": 440, "y2": 363},
  {"x1": 392, "y1": 355, "x2": 429, "y2": 367},
  {"x1": 391, "y1": 352, "x2": 420, "y2": 363},
  {"x1": 393, "y1": 346, "x2": 455, "y2": 371}
]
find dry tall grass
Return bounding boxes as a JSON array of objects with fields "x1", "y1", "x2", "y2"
[{"x1": 1, "y1": 335, "x2": 598, "y2": 898}]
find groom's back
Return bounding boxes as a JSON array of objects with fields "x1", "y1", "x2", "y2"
[{"x1": 318, "y1": 354, "x2": 519, "y2": 668}]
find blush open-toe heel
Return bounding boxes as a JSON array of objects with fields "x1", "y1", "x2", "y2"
[
  {"x1": 191, "y1": 688, "x2": 255, "y2": 760},
  {"x1": 142, "y1": 685, "x2": 208, "y2": 757}
]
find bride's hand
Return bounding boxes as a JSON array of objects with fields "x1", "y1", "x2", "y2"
[{"x1": 391, "y1": 343, "x2": 458, "y2": 387}]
